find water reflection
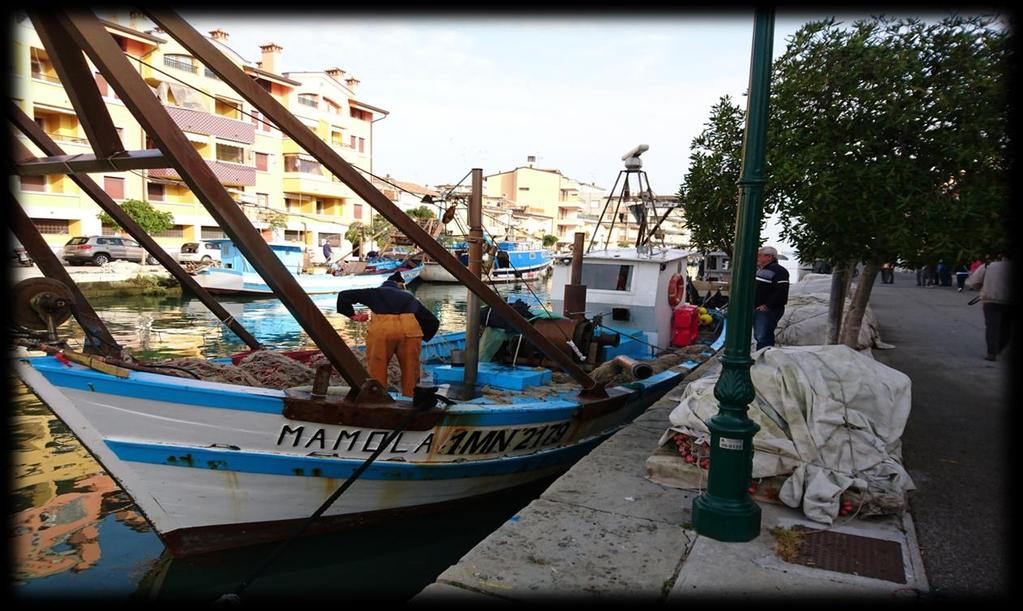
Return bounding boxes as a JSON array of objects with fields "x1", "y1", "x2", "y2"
[{"x1": 11, "y1": 278, "x2": 552, "y2": 599}]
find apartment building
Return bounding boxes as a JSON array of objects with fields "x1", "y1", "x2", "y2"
[
  {"x1": 12, "y1": 13, "x2": 388, "y2": 256},
  {"x1": 483, "y1": 156, "x2": 587, "y2": 249}
]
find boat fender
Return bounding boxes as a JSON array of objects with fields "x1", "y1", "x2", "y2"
[{"x1": 667, "y1": 273, "x2": 684, "y2": 307}]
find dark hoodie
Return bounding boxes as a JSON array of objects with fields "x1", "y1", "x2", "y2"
[{"x1": 337, "y1": 281, "x2": 440, "y2": 341}]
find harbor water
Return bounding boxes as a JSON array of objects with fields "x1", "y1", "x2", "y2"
[{"x1": 10, "y1": 279, "x2": 556, "y2": 601}]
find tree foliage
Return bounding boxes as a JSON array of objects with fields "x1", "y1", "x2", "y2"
[
  {"x1": 766, "y1": 15, "x2": 1010, "y2": 269},
  {"x1": 97, "y1": 199, "x2": 173, "y2": 235},
  {"x1": 405, "y1": 205, "x2": 436, "y2": 219},
  {"x1": 677, "y1": 95, "x2": 752, "y2": 255},
  {"x1": 542, "y1": 234, "x2": 559, "y2": 248}
]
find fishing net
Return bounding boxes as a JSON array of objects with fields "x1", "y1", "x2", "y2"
[
  {"x1": 237, "y1": 351, "x2": 317, "y2": 389},
  {"x1": 159, "y1": 358, "x2": 261, "y2": 386}
]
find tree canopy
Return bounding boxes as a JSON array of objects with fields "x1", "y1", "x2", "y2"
[
  {"x1": 766, "y1": 15, "x2": 1010, "y2": 268},
  {"x1": 676, "y1": 95, "x2": 751, "y2": 256},
  {"x1": 97, "y1": 199, "x2": 173, "y2": 235}
]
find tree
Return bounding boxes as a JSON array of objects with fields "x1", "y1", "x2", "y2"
[
  {"x1": 766, "y1": 15, "x2": 1009, "y2": 346},
  {"x1": 677, "y1": 95, "x2": 752, "y2": 257},
  {"x1": 542, "y1": 234, "x2": 559, "y2": 248},
  {"x1": 97, "y1": 199, "x2": 173, "y2": 235},
  {"x1": 406, "y1": 205, "x2": 436, "y2": 220}
]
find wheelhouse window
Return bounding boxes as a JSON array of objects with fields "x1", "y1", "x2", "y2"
[{"x1": 581, "y1": 263, "x2": 634, "y2": 291}]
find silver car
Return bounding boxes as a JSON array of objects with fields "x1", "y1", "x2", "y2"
[{"x1": 62, "y1": 235, "x2": 156, "y2": 266}]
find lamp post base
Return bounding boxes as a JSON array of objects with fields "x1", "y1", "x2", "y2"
[{"x1": 692, "y1": 494, "x2": 762, "y2": 542}]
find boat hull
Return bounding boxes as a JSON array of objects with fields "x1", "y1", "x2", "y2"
[
  {"x1": 420, "y1": 260, "x2": 551, "y2": 283},
  {"x1": 13, "y1": 333, "x2": 718, "y2": 557},
  {"x1": 193, "y1": 264, "x2": 423, "y2": 296}
]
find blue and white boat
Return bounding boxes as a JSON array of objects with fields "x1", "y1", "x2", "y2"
[
  {"x1": 14, "y1": 245, "x2": 722, "y2": 558},
  {"x1": 420, "y1": 240, "x2": 552, "y2": 283},
  {"x1": 191, "y1": 238, "x2": 422, "y2": 296}
]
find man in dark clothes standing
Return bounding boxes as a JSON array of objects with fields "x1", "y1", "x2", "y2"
[
  {"x1": 337, "y1": 271, "x2": 439, "y2": 396},
  {"x1": 753, "y1": 246, "x2": 790, "y2": 350}
]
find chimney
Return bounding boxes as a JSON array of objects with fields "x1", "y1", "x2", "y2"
[
  {"x1": 209, "y1": 28, "x2": 229, "y2": 42},
  {"x1": 326, "y1": 67, "x2": 346, "y2": 81},
  {"x1": 527, "y1": 155, "x2": 536, "y2": 167},
  {"x1": 260, "y1": 43, "x2": 283, "y2": 73},
  {"x1": 345, "y1": 76, "x2": 360, "y2": 94}
]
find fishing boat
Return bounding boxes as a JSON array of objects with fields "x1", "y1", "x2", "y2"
[
  {"x1": 420, "y1": 239, "x2": 552, "y2": 284},
  {"x1": 14, "y1": 253, "x2": 721, "y2": 557},
  {"x1": 191, "y1": 238, "x2": 422, "y2": 296},
  {"x1": 11, "y1": 9, "x2": 725, "y2": 560}
]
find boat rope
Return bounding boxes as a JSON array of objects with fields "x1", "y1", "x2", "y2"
[{"x1": 215, "y1": 397, "x2": 441, "y2": 604}]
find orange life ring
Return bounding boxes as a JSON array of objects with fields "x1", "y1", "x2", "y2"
[{"x1": 667, "y1": 273, "x2": 684, "y2": 307}]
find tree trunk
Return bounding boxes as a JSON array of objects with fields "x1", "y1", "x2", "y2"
[
  {"x1": 841, "y1": 260, "x2": 880, "y2": 348},
  {"x1": 826, "y1": 263, "x2": 851, "y2": 344}
]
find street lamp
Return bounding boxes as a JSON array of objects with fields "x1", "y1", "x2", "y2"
[{"x1": 691, "y1": 7, "x2": 775, "y2": 542}]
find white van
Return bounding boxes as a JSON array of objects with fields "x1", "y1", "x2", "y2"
[{"x1": 178, "y1": 241, "x2": 222, "y2": 264}]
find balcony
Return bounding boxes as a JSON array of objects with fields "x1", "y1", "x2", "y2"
[
  {"x1": 165, "y1": 106, "x2": 255, "y2": 145},
  {"x1": 149, "y1": 159, "x2": 255, "y2": 187}
]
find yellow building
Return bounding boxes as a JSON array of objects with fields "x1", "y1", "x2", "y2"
[
  {"x1": 11, "y1": 13, "x2": 388, "y2": 257},
  {"x1": 483, "y1": 156, "x2": 585, "y2": 249}
]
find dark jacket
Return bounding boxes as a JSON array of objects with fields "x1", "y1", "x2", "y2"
[
  {"x1": 337, "y1": 281, "x2": 440, "y2": 341},
  {"x1": 481, "y1": 299, "x2": 534, "y2": 331},
  {"x1": 754, "y1": 260, "x2": 790, "y2": 311}
]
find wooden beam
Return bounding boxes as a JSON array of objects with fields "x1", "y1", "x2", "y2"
[{"x1": 14, "y1": 149, "x2": 170, "y2": 175}]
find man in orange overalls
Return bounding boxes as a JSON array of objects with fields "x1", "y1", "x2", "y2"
[{"x1": 337, "y1": 272, "x2": 439, "y2": 396}]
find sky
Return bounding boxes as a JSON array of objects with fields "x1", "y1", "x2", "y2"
[
  {"x1": 166, "y1": 10, "x2": 942, "y2": 195},
  {"x1": 120, "y1": 10, "x2": 971, "y2": 258}
]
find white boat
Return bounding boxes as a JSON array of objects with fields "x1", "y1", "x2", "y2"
[
  {"x1": 420, "y1": 240, "x2": 552, "y2": 283},
  {"x1": 191, "y1": 239, "x2": 422, "y2": 296},
  {"x1": 14, "y1": 244, "x2": 722, "y2": 558}
]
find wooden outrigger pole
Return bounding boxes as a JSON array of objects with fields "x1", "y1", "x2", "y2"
[{"x1": 143, "y1": 9, "x2": 605, "y2": 398}]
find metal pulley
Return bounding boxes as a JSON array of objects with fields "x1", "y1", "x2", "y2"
[{"x1": 13, "y1": 277, "x2": 75, "y2": 341}]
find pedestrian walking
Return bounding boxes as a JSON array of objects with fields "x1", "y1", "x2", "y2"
[
  {"x1": 965, "y1": 258, "x2": 1012, "y2": 361},
  {"x1": 955, "y1": 264, "x2": 970, "y2": 292},
  {"x1": 923, "y1": 263, "x2": 937, "y2": 287},
  {"x1": 321, "y1": 239, "x2": 333, "y2": 264},
  {"x1": 880, "y1": 262, "x2": 895, "y2": 284},
  {"x1": 753, "y1": 246, "x2": 790, "y2": 350}
]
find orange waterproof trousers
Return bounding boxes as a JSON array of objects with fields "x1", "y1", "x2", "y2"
[{"x1": 365, "y1": 313, "x2": 423, "y2": 396}]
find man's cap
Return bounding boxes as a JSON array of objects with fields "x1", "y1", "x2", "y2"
[{"x1": 387, "y1": 271, "x2": 405, "y2": 284}]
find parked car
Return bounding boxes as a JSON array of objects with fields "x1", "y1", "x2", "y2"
[
  {"x1": 177, "y1": 241, "x2": 222, "y2": 264},
  {"x1": 11, "y1": 238, "x2": 33, "y2": 266},
  {"x1": 62, "y1": 235, "x2": 156, "y2": 266}
]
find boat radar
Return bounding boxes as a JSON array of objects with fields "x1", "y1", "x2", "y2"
[{"x1": 622, "y1": 144, "x2": 649, "y2": 170}]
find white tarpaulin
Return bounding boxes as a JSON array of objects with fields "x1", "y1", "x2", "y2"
[
  {"x1": 655, "y1": 344, "x2": 915, "y2": 524},
  {"x1": 774, "y1": 273, "x2": 892, "y2": 350}
]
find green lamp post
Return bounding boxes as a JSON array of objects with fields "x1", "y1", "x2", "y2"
[{"x1": 691, "y1": 7, "x2": 775, "y2": 542}]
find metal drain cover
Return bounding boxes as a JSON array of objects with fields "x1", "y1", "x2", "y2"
[{"x1": 789, "y1": 526, "x2": 906, "y2": 583}]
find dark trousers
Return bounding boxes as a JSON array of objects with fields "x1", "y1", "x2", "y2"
[
  {"x1": 982, "y1": 302, "x2": 1012, "y2": 357},
  {"x1": 753, "y1": 308, "x2": 783, "y2": 350},
  {"x1": 880, "y1": 268, "x2": 894, "y2": 283}
]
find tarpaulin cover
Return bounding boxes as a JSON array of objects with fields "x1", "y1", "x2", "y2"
[{"x1": 654, "y1": 344, "x2": 914, "y2": 524}]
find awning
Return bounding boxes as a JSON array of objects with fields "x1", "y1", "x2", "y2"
[{"x1": 182, "y1": 131, "x2": 209, "y2": 144}]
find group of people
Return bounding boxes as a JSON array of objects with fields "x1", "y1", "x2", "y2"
[{"x1": 915, "y1": 261, "x2": 975, "y2": 290}]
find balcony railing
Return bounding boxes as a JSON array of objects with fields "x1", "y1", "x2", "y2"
[
  {"x1": 297, "y1": 97, "x2": 318, "y2": 108},
  {"x1": 46, "y1": 131, "x2": 90, "y2": 145},
  {"x1": 164, "y1": 57, "x2": 198, "y2": 74}
]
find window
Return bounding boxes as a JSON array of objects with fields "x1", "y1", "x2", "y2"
[
  {"x1": 350, "y1": 135, "x2": 357, "y2": 149},
  {"x1": 325, "y1": 99, "x2": 341, "y2": 115},
  {"x1": 103, "y1": 176, "x2": 125, "y2": 200},
  {"x1": 255, "y1": 152, "x2": 269, "y2": 171},
  {"x1": 283, "y1": 154, "x2": 322, "y2": 175},
  {"x1": 284, "y1": 230, "x2": 306, "y2": 242},
  {"x1": 147, "y1": 182, "x2": 165, "y2": 201},
  {"x1": 331, "y1": 130, "x2": 344, "y2": 146},
  {"x1": 316, "y1": 200, "x2": 324, "y2": 215},
  {"x1": 298, "y1": 93, "x2": 318, "y2": 108},
  {"x1": 257, "y1": 193, "x2": 269, "y2": 207},
  {"x1": 201, "y1": 226, "x2": 226, "y2": 239},
  {"x1": 350, "y1": 108, "x2": 371, "y2": 121},
  {"x1": 353, "y1": 203, "x2": 363, "y2": 220},
  {"x1": 581, "y1": 264, "x2": 634, "y2": 292},
  {"x1": 216, "y1": 143, "x2": 244, "y2": 164},
  {"x1": 320, "y1": 232, "x2": 341, "y2": 247},
  {"x1": 31, "y1": 218, "x2": 70, "y2": 235},
  {"x1": 358, "y1": 137, "x2": 365, "y2": 153},
  {"x1": 215, "y1": 97, "x2": 242, "y2": 119},
  {"x1": 20, "y1": 175, "x2": 46, "y2": 192}
]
